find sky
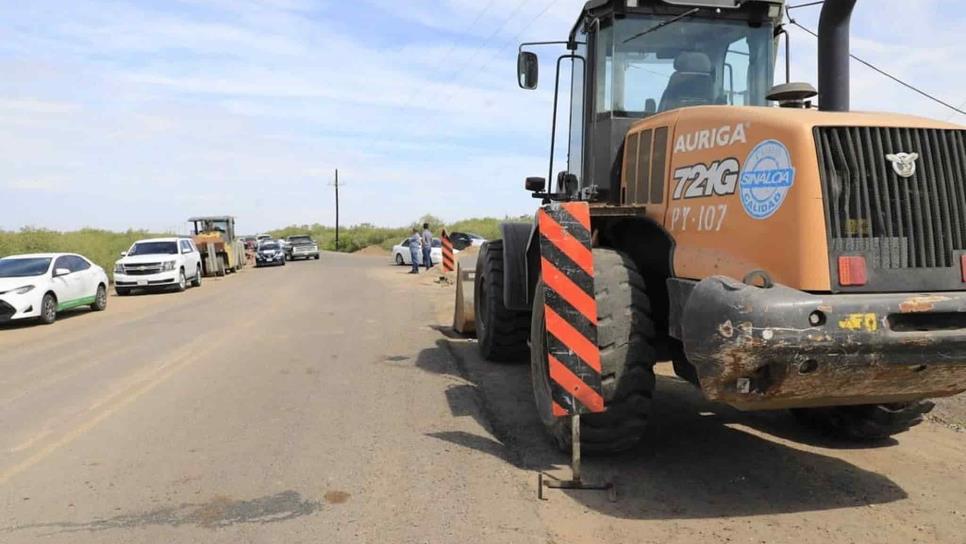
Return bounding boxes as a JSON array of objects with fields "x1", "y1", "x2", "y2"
[{"x1": 1, "y1": 0, "x2": 966, "y2": 234}]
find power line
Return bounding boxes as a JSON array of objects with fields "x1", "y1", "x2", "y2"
[
  {"x1": 788, "y1": 20, "x2": 966, "y2": 117},
  {"x1": 430, "y1": 0, "x2": 536, "y2": 103},
  {"x1": 397, "y1": 0, "x2": 499, "y2": 109},
  {"x1": 438, "y1": 0, "x2": 563, "y2": 106}
]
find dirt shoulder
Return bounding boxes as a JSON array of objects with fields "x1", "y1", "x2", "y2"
[{"x1": 413, "y1": 270, "x2": 966, "y2": 544}]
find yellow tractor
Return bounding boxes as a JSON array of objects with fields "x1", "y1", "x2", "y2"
[
  {"x1": 190, "y1": 216, "x2": 246, "y2": 277},
  {"x1": 466, "y1": 0, "x2": 966, "y2": 453}
]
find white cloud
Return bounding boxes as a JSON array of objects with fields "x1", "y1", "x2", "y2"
[
  {"x1": 3, "y1": 178, "x2": 68, "y2": 193},
  {"x1": 1, "y1": 0, "x2": 965, "y2": 233}
]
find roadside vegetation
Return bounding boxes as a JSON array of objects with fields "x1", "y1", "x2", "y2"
[
  {"x1": 0, "y1": 215, "x2": 532, "y2": 271},
  {"x1": 0, "y1": 228, "x2": 172, "y2": 274},
  {"x1": 269, "y1": 214, "x2": 532, "y2": 252}
]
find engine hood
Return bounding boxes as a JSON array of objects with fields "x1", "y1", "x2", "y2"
[{"x1": 119, "y1": 254, "x2": 177, "y2": 265}]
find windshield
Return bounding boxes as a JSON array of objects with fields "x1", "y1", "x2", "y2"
[
  {"x1": 595, "y1": 15, "x2": 775, "y2": 116},
  {"x1": 0, "y1": 258, "x2": 52, "y2": 278},
  {"x1": 261, "y1": 243, "x2": 280, "y2": 251},
  {"x1": 128, "y1": 242, "x2": 179, "y2": 256},
  {"x1": 289, "y1": 237, "x2": 312, "y2": 243}
]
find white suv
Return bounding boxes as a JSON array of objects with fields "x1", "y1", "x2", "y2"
[{"x1": 114, "y1": 238, "x2": 203, "y2": 296}]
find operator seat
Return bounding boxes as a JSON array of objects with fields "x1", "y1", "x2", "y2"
[{"x1": 659, "y1": 51, "x2": 715, "y2": 112}]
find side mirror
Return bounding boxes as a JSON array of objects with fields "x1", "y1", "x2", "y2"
[
  {"x1": 120, "y1": 252, "x2": 127, "y2": 257},
  {"x1": 517, "y1": 51, "x2": 538, "y2": 90},
  {"x1": 54, "y1": 268, "x2": 71, "y2": 277},
  {"x1": 525, "y1": 177, "x2": 546, "y2": 192}
]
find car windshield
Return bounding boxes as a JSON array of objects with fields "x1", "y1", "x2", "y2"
[
  {"x1": 129, "y1": 242, "x2": 178, "y2": 256},
  {"x1": 261, "y1": 243, "x2": 280, "y2": 250},
  {"x1": 432, "y1": 239, "x2": 441, "y2": 248},
  {"x1": 0, "y1": 258, "x2": 52, "y2": 278},
  {"x1": 290, "y1": 237, "x2": 312, "y2": 243}
]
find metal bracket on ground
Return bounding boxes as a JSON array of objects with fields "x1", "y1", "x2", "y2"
[{"x1": 537, "y1": 414, "x2": 617, "y2": 502}]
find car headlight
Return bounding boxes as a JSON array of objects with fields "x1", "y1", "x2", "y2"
[
  {"x1": 162, "y1": 261, "x2": 176, "y2": 271},
  {"x1": 114, "y1": 263, "x2": 124, "y2": 274},
  {"x1": 11, "y1": 285, "x2": 35, "y2": 295}
]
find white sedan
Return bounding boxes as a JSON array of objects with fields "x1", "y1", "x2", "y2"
[
  {"x1": 0, "y1": 253, "x2": 110, "y2": 325},
  {"x1": 391, "y1": 238, "x2": 458, "y2": 266}
]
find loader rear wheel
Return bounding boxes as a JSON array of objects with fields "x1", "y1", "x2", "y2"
[
  {"x1": 474, "y1": 240, "x2": 530, "y2": 362},
  {"x1": 791, "y1": 401, "x2": 935, "y2": 441},
  {"x1": 531, "y1": 248, "x2": 656, "y2": 454}
]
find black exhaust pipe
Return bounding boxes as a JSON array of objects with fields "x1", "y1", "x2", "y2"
[{"x1": 818, "y1": 0, "x2": 858, "y2": 112}]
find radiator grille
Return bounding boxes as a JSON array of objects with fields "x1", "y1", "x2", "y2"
[{"x1": 815, "y1": 126, "x2": 966, "y2": 270}]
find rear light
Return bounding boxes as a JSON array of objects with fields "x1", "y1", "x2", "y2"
[
  {"x1": 838, "y1": 256, "x2": 867, "y2": 286},
  {"x1": 961, "y1": 255, "x2": 966, "y2": 282}
]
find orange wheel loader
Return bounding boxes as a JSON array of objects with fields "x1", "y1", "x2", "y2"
[{"x1": 468, "y1": 0, "x2": 966, "y2": 453}]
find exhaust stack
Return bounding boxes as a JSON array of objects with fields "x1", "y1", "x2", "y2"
[{"x1": 818, "y1": 0, "x2": 858, "y2": 112}]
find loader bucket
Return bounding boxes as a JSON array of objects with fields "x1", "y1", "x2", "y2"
[{"x1": 453, "y1": 257, "x2": 476, "y2": 335}]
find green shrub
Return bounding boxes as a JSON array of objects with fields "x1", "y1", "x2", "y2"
[
  {"x1": 269, "y1": 215, "x2": 532, "y2": 253},
  {"x1": 0, "y1": 227, "x2": 173, "y2": 275}
]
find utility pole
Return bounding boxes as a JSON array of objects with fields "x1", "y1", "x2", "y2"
[{"x1": 330, "y1": 169, "x2": 342, "y2": 251}]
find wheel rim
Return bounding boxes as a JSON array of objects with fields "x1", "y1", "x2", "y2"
[
  {"x1": 180, "y1": 272, "x2": 186, "y2": 289},
  {"x1": 96, "y1": 286, "x2": 106, "y2": 307},
  {"x1": 396, "y1": 254, "x2": 403, "y2": 265},
  {"x1": 44, "y1": 296, "x2": 56, "y2": 320}
]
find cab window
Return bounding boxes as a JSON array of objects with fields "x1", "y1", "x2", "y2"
[{"x1": 594, "y1": 16, "x2": 774, "y2": 116}]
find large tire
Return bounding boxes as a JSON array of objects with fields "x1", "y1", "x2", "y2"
[
  {"x1": 792, "y1": 401, "x2": 935, "y2": 441},
  {"x1": 531, "y1": 248, "x2": 656, "y2": 454},
  {"x1": 191, "y1": 266, "x2": 203, "y2": 287},
  {"x1": 474, "y1": 240, "x2": 530, "y2": 362},
  {"x1": 116, "y1": 287, "x2": 131, "y2": 297}
]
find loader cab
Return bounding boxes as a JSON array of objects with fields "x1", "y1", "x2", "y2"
[{"x1": 520, "y1": 0, "x2": 783, "y2": 203}]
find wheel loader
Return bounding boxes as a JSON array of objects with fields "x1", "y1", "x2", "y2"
[
  {"x1": 466, "y1": 0, "x2": 966, "y2": 453},
  {"x1": 190, "y1": 216, "x2": 246, "y2": 277}
]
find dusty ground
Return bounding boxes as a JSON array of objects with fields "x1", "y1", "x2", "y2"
[
  {"x1": 417, "y1": 262, "x2": 966, "y2": 544},
  {"x1": 0, "y1": 253, "x2": 963, "y2": 543},
  {"x1": 354, "y1": 245, "x2": 390, "y2": 257}
]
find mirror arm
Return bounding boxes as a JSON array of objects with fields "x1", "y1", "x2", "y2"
[{"x1": 518, "y1": 41, "x2": 572, "y2": 54}]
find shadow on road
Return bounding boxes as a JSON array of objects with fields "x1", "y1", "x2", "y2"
[
  {"x1": 414, "y1": 335, "x2": 909, "y2": 520},
  {"x1": 2, "y1": 491, "x2": 322, "y2": 535},
  {"x1": 0, "y1": 307, "x2": 94, "y2": 330}
]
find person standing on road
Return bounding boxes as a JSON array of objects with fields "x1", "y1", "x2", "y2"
[
  {"x1": 421, "y1": 223, "x2": 433, "y2": 271},
  {"x1": 408, "y1": 228, "x2": 421, "y2": 274}
]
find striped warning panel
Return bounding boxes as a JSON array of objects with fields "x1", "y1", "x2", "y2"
[
  {"x1": 441, "y1": 229, "x2": 455, "y2": 272},
  {"x1": 538, "y1": 202, "x2": 603, "y2": 416}
]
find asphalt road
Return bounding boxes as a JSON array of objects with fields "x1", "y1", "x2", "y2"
[{"x1": 0, "y1": 253, "x2": 964, "y2": 543}]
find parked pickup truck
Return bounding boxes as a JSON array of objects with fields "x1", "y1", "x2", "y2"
[
  {"x1": 114, "y1": 237, "x2": 203, "y2": 295},
  {"x1": 284, "y1": 235, "x2": 320, "y2": 261}
]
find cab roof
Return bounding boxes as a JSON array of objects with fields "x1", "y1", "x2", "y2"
[{"x1": 188, "y1": 216, "x2": 234, "y2": 222}]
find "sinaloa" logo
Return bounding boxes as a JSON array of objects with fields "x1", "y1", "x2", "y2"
[{"x1": 674, "y1": 123, "x2": 748, "y2": 154}]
